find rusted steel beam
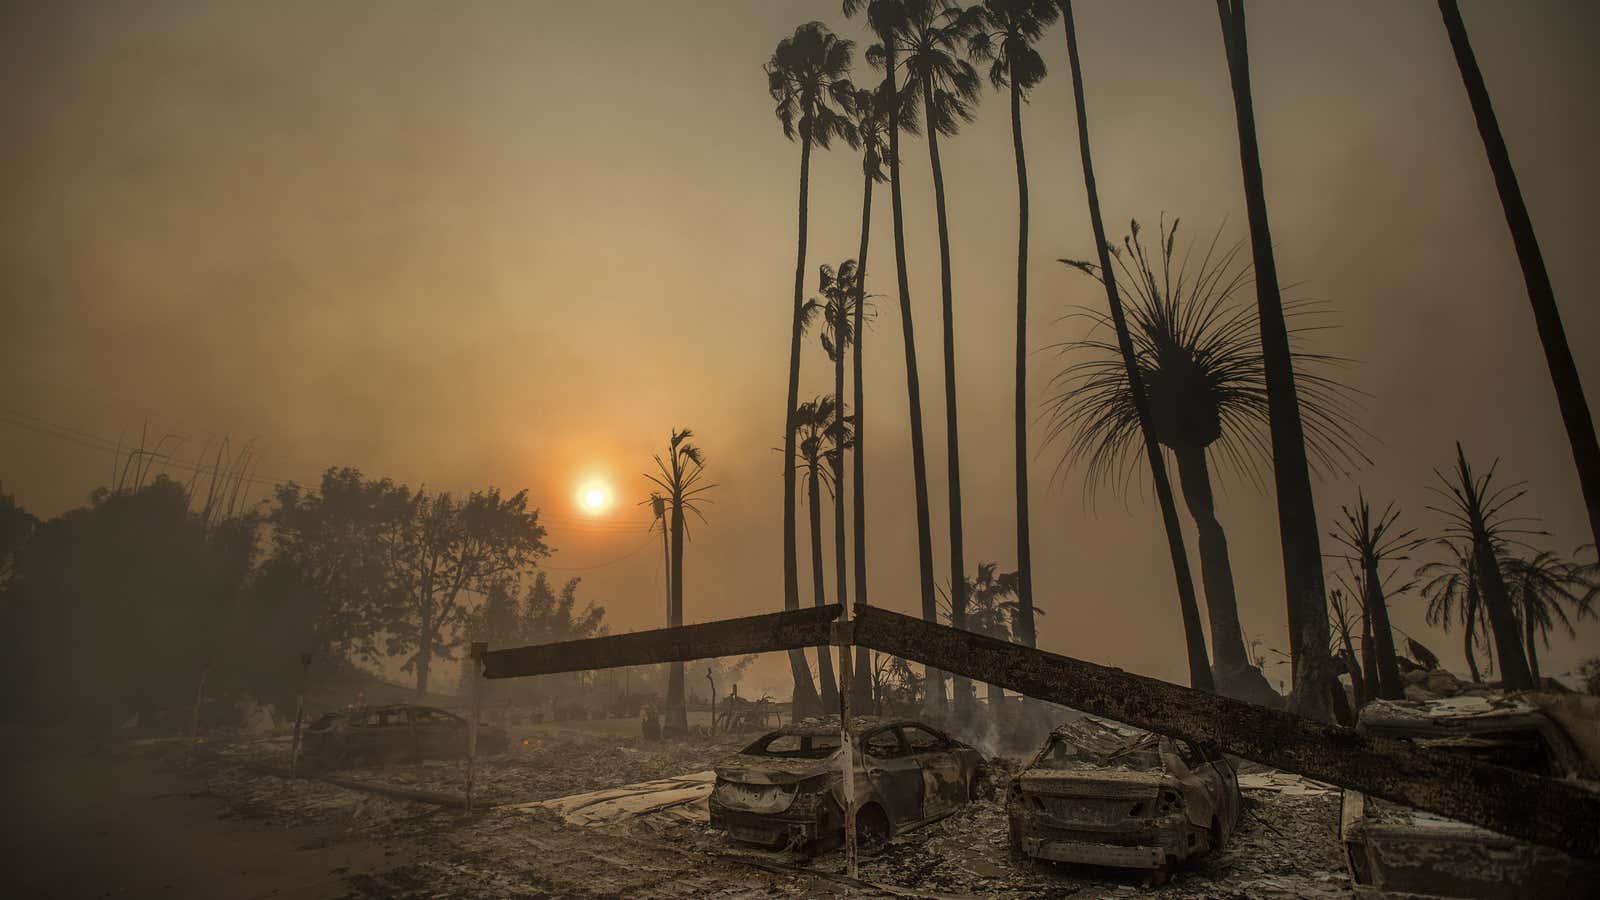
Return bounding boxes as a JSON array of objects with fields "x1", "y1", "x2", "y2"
[
  {"x1": 483, "y1": 606, "x2": 839, "y2": 680},
  {"x1": 852, "y1": 604, "x2": 1600, "y2": 858}
]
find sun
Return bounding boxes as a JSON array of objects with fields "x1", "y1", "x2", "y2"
[{"x1": 576, "y1": 480, "x2": 614, "y2": 515}]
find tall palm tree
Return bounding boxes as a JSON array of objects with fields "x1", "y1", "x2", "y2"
[
  {"x1": 842, "y1": 79, "x2": 912, "y2": 711},
  {"x1": 819, "y1": 259, "x2": 877, "y2": 711},
  {"x1": 1058, "y1": 0, "x2": 1213, "y2": 692},
  {"x1": 1330, "y1": 495, "x2": 1422, "y2": 700},
  {"x1": 886, "y1": 0, "x2": 984, "y2": 719},
  {"x1": 766, "y1": 22, "x2": 857, "y2": 718},
  {"x1": 642, "y1": 429, "x2": 715, "y2": 732},
  {"x1": 1213, "y1": 0, "x2": 1337, "y2": 721},
  {"x1": 968, "y1": 0, "x2": 1057, "y2": 651},
  {"x1": 1437, "y1": 2, "x2": 1600, "y2": 552},
  {"x1": 846, "y1": 0, "x2": 945, "y2": 713},
  {"x1": 1054, "y1": 218, "x2": 1365, "y2": 701},
  {"x1": 1419, "y1": 539, "x2": 1489, "y2": 684},
  {"x1": 1427, "y1": 444, "x2": 1537, "y2": 690},
  {"x1": 1503, "y1": 550, "x2": 1595, "y2": 683},
  {"x1": 793, "y1": 397, "x2": 850, "y2": 709}
]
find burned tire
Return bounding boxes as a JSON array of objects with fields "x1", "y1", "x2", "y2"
[{"x1": 856, "y1": 804, "x2": 890, "y2": 852}]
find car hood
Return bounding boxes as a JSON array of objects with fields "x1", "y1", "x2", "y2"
[
  {"x1": 714, "y1": 753, "x2": 841, "y2": 785},
  {"x1": 1018, "y1": 768, "x2": 1170, "y2": 799}
]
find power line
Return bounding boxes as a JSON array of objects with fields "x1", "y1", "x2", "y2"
[{"x1": 539, "y1": 532, "x2": 658, "y2": 572}]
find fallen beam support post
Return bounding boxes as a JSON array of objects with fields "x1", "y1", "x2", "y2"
[
  {"x1": 852, "y1": 603, "x2": 1600, "y2": 859},
  {"x1": 483, "y1": 605, "x2": 840, "y2": 680}
]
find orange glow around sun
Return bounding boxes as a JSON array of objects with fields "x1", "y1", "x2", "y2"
[{"x1": 576, "y1": 479, "x2": 614, "y2": 515}]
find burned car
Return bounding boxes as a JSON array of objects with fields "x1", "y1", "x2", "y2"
[
  {"x1": 1007, "y1": 717, "x2": 1240, "y2": 879},
  {"x1": 709, "y1": 717, "x2": 987, "y2": 852},
  {"x1": 1341, "y1": 694, "x2": 1600, "y2": 898},
  {"x1": 302, "y1": 703, "x2": 508, "y2": 768}
]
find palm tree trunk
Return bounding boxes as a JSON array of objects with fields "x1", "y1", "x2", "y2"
[
  {"x1": 884, "y1": 43, "x2": 944, "y2": 713},
  {"x1": 1009, "y1": 63, "x2": 1037, "y2": 650},
  {"x1": 1439, "y1": 0, "x2": 1600, "y2": 551},
  {"x1": 1463, "y1": 605, "x2": 1481, "y2": 683},
  {"x1": 1363, "y1": 557, "x2": 1403, "y2": 699},
  {"x1": 1214, "y1": 0, "x2": 1334, "y2": 720},
  {"x1": 832, "y1": 332, "x2": 851, "y2": 704},
  {"x1": 1472, "y1": 533, "x2": 1533, "y2": 690},
  {"x1": 786, "y1": 133, "x2": 822, "y2": 718},
  {"x1": 924, "y1": 78, "x2": 973, "y2": 722},
  {"x1": 668, "y1": 503, "x2": 687, "y2": 732},
  {"x1": 660, "y1": 518, "x2": 672, "y2": 627},
  {"x1": 1340, "y1": 628, "x2": 1365, "y2": 707},
  {"x1": 809, "y1": 466, "x2": 839, "y2": 709},
  {"x1": 1524, "y1": 610, "x2": 1541, "y2": 684},
  {"x1": 1361, "y1": 600, "x2": 1378, "y2": 693},
  {"x1": 1172, "y1": 443, "x2": 1251, "y2": 677},
  {"x1": 1063, "y1": 2, "x2": 1214, "y2": 692},
  {"x1": 851, "y1": 161, "x2": 874, "y2": 711}
]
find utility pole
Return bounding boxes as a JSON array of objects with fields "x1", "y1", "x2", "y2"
[{"x1": 705, "y1": 667, "x2": 716, "y2": 735}]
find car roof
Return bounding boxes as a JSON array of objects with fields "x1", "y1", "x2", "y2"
[{"x1": 1047, "y1": 716, "x2": 1160, "y2": 756}]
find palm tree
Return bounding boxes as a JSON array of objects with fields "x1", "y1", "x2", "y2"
[
  {"x1": 642, "y1": 429, "x2": 716, "y2": 732},
  {"x1": 766, "y1": 23, "x2": 856, "y2": 718},
  {"x1": 842, "y1": 79, "x2": 911, "y2": 711},
  {"x1": 1503, "y1": 550, "x2": 1595, "y2": 683},
  {"x1": 1213, "y1": 0, "x2": 1337, "y2": 721},
  {"x1": 1054, "y1": 218, "x2": 1365, "y2": 701},
  {"x1": 1427, "y1": 444, "x2": 1537, "y2": 690},
  {"x1": 1437, "y1": 2, "x2": 1600, "y2": 551},
  {"x1": 1419, "y1": 539, "x2": 1488, "y2": 684},
  {"x1": 1326, "y1": 587, "x2": 1366, "y2": 706},
  {"x1": 793, "y1": 396, "x2": 853, "y2": 709},
  {"x1": 968, "y1": 0, "x2": 1057, "y2": 651},
  {"x1": 820, "y1": 259, "x2": 876, "y2": 710},
  {"x1": 885, "y1": 0, "x2": 984, "y2": 720},
  {"x1": 1330, "y1": 495, "x2": 1423, "y2": 700},
  {"x1": 960, "y1": 561, "x2": 1028, "y2": 710},
  {"x1": 846, "y1": 0, "x2": 944, "y2": 713},
  {"x1": 1058, "y1": 0, "x2": 1213, "y2": 692}
]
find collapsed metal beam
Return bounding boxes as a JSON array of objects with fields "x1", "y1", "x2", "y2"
[
  {"x1": 853, "y1": 604, "x2": 1600, "y2": 859},
  {"x1": 483, "y1": 605, "x2": 838, "y2": 680}
]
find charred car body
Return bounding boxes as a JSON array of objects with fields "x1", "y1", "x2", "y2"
[
  {"x1": 303, "y1": 703, "x2": 508, "y2": 768},
  {"x1": 1007, "y1": 717, "x2": 1240, "y2": 875},
  {"x1": 1341, "y1": 694, "x2": 1600, "y2": 899},
  {"x1": 709, "y1": 717, "x2": 987, "y2": 852}
]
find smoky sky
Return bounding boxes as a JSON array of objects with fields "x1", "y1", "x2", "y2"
[{"x1": 3, "y1": 0, "x2": 1598, "y2": 691}]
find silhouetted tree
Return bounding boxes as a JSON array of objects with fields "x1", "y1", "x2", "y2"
[
  {"x1": 766, "y1": 22, "x2": 856, "y2": 718},
  {"x1": 847, "y1": 0, "x2": 944, "y2": 712},
  {"x1": 644, "y1": 428, "x2": 715, "y2": 731},
  {"x1": 885, "y1": 0, "x2": 983, "y2": 719},
  {"x1": 1503, "y1": 549, "x2": 1595, "y2": 683},
  {"x1": 1419, "y1": 539, "x2": 1488, "y2": 684},
  {"x1": 1327, "y1": 587, "x2": 1365, "y2": 706},
  {"x1": 0, "y1": 483, "x2": 37, "y2": 594},
  {"x1": 968, "y1": 0, "x2": 1056, "y2": 651},
  {"x1": 1437, "y1": 1, "x2": 1600, "y2": 551},
  {"x1": 793, "y1": 397, "x2": 851, "y2": 709},
  {"x1": 1056, "y1": 218, "x2": 1364, "y2": 701},
  {"x1": 1057, "y1": 0, "x2": 1212, "y2": 692},
  {"x1": 1428, "y1": 445, "x2": 1536, "y2": 690},
  {"x1": 1330, "y1": 495, "x2": 1422, "y2": 700},
  {"x1": 1214, "y1": 0, "x2": 1337, "y2": 720}
]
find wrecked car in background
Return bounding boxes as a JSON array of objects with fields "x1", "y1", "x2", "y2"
[
  {"x1": 709, "y1": 717, "x2": 987, "y2": 853},
  {"x1": 302, "y1": 703, "x2": 508, "y2": 768},
  {"x1": 1341, "y1": 694, "x2": 1600, "y2": 898},
  {"x1": 1007, "y1": 717, "x2": 1240, "y2": 880}
]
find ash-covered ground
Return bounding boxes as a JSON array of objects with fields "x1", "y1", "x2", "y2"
[{"x1": 148, "y1": 720, "x2": 1351, "y2": 898}]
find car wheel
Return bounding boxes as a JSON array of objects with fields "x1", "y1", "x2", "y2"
[{"x1": 856, "y1": 804, "x2": 890, "y2": 852}]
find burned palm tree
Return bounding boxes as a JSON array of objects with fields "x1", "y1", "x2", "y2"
[
  {"x1": 792, "y1": 396, "x2": 853, "y2": 709},
  {"x1": 1503, "y1": 549, "x2": 1595, "y2": 682},
  {"x1": 643, "y1": 429, "x2": 715, "y2": 732},
  {"x1": 1330, "y1": 494, "x2": 1423, "y2": 700},
  {"x1": 1427, "y1": 444, "x2": 1538, "y2": 690},
  {"x1": 1418, "y1": 540, "x2": 1490, "y2": 684},
  {"x1": 1052, "y1": 217, "x2": 1365, "y2": 701},
  {"x1": 767, "y1": 21, "x2": 857, "y2": 719},
  {"x1": 1326, "y1": 587, "x2": 1365, "y2": 706}
]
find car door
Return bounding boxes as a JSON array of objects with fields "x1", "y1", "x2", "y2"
[
  {"x1": 902, "y1": 724, "x2": 966, "y2": 818},
  {"x1": 861, "y1": 726, "x2": 923, "y2": 828}
]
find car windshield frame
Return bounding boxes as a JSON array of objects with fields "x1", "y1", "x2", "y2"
[{"x1": 740, "y1": 730, "x2": 846, "y2": 760}]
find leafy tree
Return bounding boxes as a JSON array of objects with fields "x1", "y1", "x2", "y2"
[
  {"x1": 1056, "y1": 0, "x2": 1213, "y2": 693},
  {"x1": 1056, "y1": 218, "x2": 1364, "y2": 701},
  {"x1": 847, "y1": 0, "x2": 944, "y2": 713},
  {"x1": 643, "y1": 428, "x2": 714, "y2": 731},
  {"x1": 0, "y1": 483, "x2": 37, "y2": 594},
  {"x1": 766, "y1": 21, "x2": 857, "y2": 719},
  {"x1": 1214, "y1": 0, "x2": 1338, "y2": 721},
  {"x1": 1438, "y1": 1, "x2": 1600, "y2": 551},
  {"x1": 968, "y1": 0, "x2": 1057, "y2": 653}
]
